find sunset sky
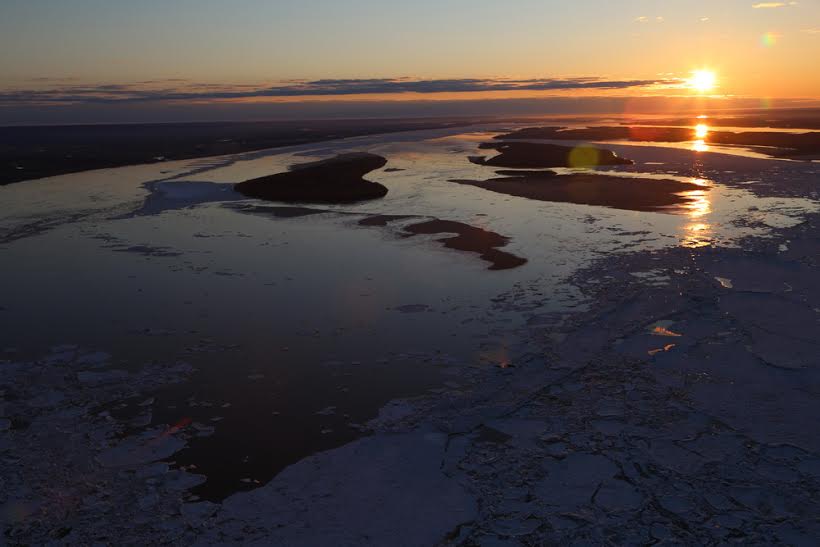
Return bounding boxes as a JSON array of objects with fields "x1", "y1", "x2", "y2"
[{"x1": 1, "y1": 0, "x2": 818, "y2": 123}]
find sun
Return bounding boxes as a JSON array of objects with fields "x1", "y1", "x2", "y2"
[{"x1": 688, "y1": 70, "x2": 717, "y2": 93}]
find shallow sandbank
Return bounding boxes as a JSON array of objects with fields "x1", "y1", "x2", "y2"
[
  {"x1": 357, "y1": 214, "x2": 415, "y2": 226},
  {"x1": 228, "y1": 205, "x2": 526, "y2": 270}
]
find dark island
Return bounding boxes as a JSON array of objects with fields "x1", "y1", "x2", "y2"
[
  {"x1": 619, "y1": 109, "x2": 820, "y2": 130},
  {"x1": 452, "y1": 171, "x2": 705, "y2": 213},
  {"x1": 400, "y1": 219, "x2": 527, "y2": 270},
  {"x1": 235, "y1": 153, "x2": 389, "y2": 203},
  {"x1": 358, "y1": 215, "x2": 527, "y2": 270},
  {"x1": 494, "y1": 126, "x2": 820, "y2": 160},
  {"x1": 472, "y1": 141, "x2": 633, "y2": 168}
]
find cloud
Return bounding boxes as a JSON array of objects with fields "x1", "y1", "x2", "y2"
[
  {"x1": 27, "y1": 76, "x2": 80, "y2": 82},
  {"x1": 0, "y1": 77, "x2": 677, "y2": 106},
  {"x1": 802, "y1": 28, "x2": 820, "y2": 34},
  {"x1": 752, "y1": 2, "x2": 797, "y2": 8},
  {"x1": 635, "y1": 16, "x2": 664, "y2": 23}
]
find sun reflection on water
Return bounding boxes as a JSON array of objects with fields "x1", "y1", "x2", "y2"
[
  {"x1": 692, "y1": 122, "x2": 710, "y2": 152},
  {"x1": 679, "y1": 178, "x2": 714, "y2": 248}
]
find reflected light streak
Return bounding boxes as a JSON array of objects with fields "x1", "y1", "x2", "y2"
[
  {"x1": 693, "y1": 122, "x2": 710, "y2": 151},
  {"x1": 679, "y1": 179, "x2": 713, "y2": 248},
  {"x1": 681, "y1": 222, "x2": 712, "y2": 248},
  {"x1": 693, "y1": 140, "x2": 709, "y2": 152},
  {"x1": 684, "y1": 187, "x2": 712, "y2": 218}
]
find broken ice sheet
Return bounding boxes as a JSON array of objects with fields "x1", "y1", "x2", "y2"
[{"x1": 97, "y1": 427, "x2": 186, "y2": 468}]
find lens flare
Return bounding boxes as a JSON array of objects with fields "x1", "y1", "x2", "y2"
[
  {"x1": 568, "y1": 145, "x2": 600, "y2": 168},
  {"x1": 761, "y1": 32, "x2": 778, "y2": 47}
]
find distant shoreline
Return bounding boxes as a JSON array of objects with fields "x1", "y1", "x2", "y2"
[
  {"x1": 0, "y1": 118, "x2": 480, "y2": 186},
  {"x1": 4, "y1": 108, "x2": 819, "y2": 186}
]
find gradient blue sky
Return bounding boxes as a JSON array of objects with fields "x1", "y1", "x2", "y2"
[{"x1": 1, "y1": 0, "x2": 818, "y2": 123}]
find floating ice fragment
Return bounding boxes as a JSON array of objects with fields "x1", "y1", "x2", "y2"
[
  {"x1": 648, "y1": 344, "x2": 676, "y2": 356},
  {"x1": 136, "y1": 462, "x2": 169, "y2": 478},
  {"x1": 181, "y1": 501, "x2": 218, "y2": 527},
  {"x1": 394, "y1": 304, "x2": 433, "y2": 313},
  {"x1": 129, "y1": 411, "x2": 153, "y2": 428},
  {"x1": 715, "y1": 277, "x2": 734, "y2": 289},
  {"x1": 648, "y1": 320, "x2": 683, "y2": 337},
  {"x1": 75, "y1": 351, "x2": 111, "y2": 366},
  {"x1": 77, "y1": 369, "x2": 129, "y2": 385},
  {"x1": 163, "y1": 470, "x2": 206, "y2": 492},
  {"x1": 97, "y1": 429, "x2": 186, "y2": 468}
]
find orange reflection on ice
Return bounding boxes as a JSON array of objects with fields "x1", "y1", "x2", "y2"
[
  {"x1": 479, "y1": 344, "x2": 512, "y2": 369},
  {"x1": 680, "y1": 186, "x2": 711, "y2": 218},
  {"x1": 652, "y1": 326, "x2": 683, "y2": 337},
  {"x1": 681, "y1": 222, "x2": 712, "y2": 248},
  {"x1": 648, "y1": 344, "x2": 676, "y2": 356},
  {"x1": 678, "y1": 178, "x2": 713, "y2": 248}
]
